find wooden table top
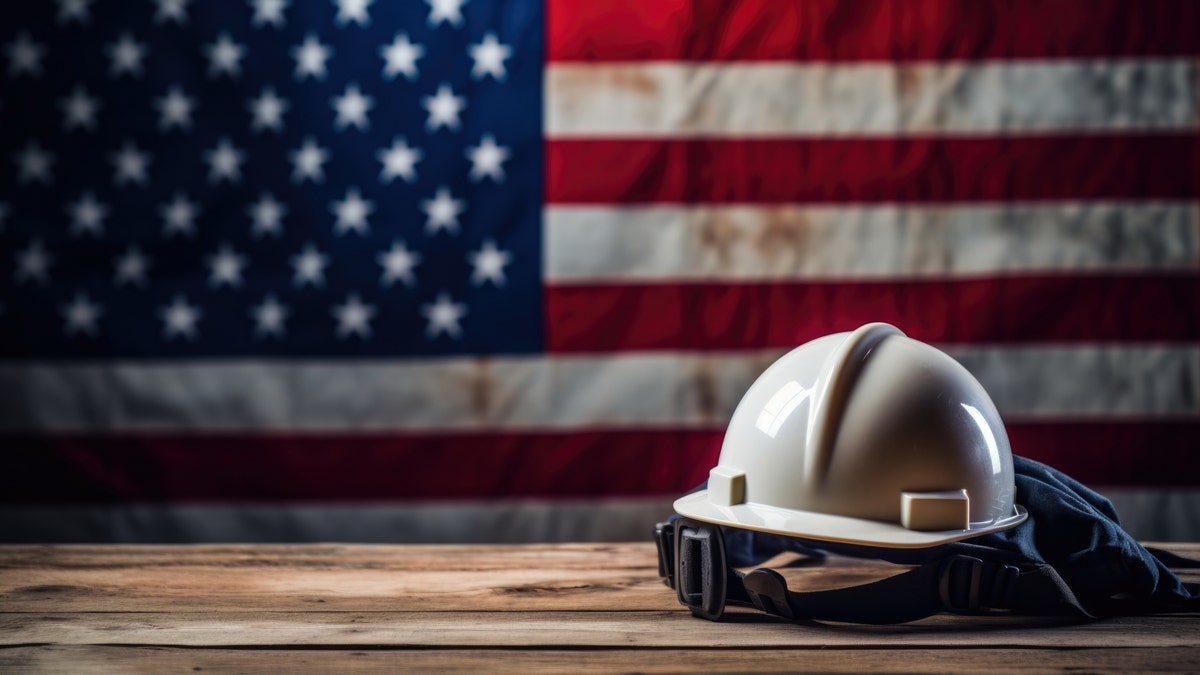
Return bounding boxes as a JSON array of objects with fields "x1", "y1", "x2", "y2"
[{"x1": 1, "y1": 542, "x2": 1198, "y2": 673}]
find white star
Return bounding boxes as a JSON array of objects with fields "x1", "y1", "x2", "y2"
[
  {"x1": 206, "y1": 33, "x2": 245, "y2": 78},
  {"x1": 205, "y1": 138, "x2": 244, "y2": 184},
  {"x1": 466, "y1": 134, "x2": 510, "y2": 182},
  {"x1": 60, "y1": 86, "x2": 101, "y2": 131},
  {"x1": 156, "y1": 86, "x2": 196, "y2": 131},
  {"x1": 67, "y1": 192, "x2": 108, "y2": 237},
  {"x1": 111, "y1": 141, "x2": 151, "y2": 186},
  {"x1": 380, "y1": 32, "x2": 423, "y2": 81},
  {"x1": 56, "y1": 0, "x2": 93, "y2": 24},
  {"x1": 206, "y1": 243, "x2": 247, "y2": 288},
  {"x1": 377, "y1": 136, "x2": 422, "y2": 183},
  {"x1": 159, "y1": 295, "x2": 202, "y2": 341},
  {"x1": 469, "y1": 32, "x2": 511, "y2": 81},
  {"x1": 160, "y1": 193, "x2": 199, "y2": 238},
  {"x1": 107, "y1": 33, "x2": 146, "y2": 78},
  {"x1": 248, "y1": 87, "x2": 289, "y2": 133},
  {"x1": 251, "y1": 0, "x2": 289, "y2": 27},
  {"x1": 335, "y1": 0, "x2": 373, "y2": 26},
  {"x1": 426, "y1": 0, "x2": 466, "y2": 27},
  {"x1": 155, "y1": 0, "x2": 190, "y2": 24},
  {"x1": 247, "y1": 192, "x2": 287, "y2": 237},
  {"x1": 289, "y1": 137, "x2": 329, "y2": 183},
  {"x1": 5, "y1": 32, "x2": 45, "y2": 77},
  {"x1": 422, "y1": 83, "x2": 466, "y2": 132},
  {"x1": 114, "y1": 246, "x2": 151, "y2": 287},
  {"x1": 468, "y1": 239, "x2": 511, "y2": 286},
  {"x1": 331, "y1": 83, "x2": 373, "y2": 131},
  {"x1": 14, "y1": 240, "x2": 54, "y2": 285},
  {"x1": 292, "y1": 34, "x2": 331, "y2": 80},
  {"x1": 332, "y1": 293, "x2": 375, "y2": 339},
  {"x1": 331, "y1": 187, "x2": 374, "y2": 236},
  {"x1": 61, "y1": 292, "x2": 103, "y2": 337},
  {"x1": 14, "y1": 142, "x2": 55, "y2": 185},
  {"x1": 251, "y1": 294, "x2": 289, "y2": 339},
  {"x1": 377, "y1": 240, "x2": 421, "y2": 287},
  {"x1": 421, "y1": 186, "x2": 464, "y2": 235},
  {"x1": 291, "y1": 243, "x2": 329, "y2": 287},
  {"x1": 421, "y1": 291, "x2": 467, "y2": 339}
]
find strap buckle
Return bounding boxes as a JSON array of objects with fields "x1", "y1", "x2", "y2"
[
  {"x1": 674, "y1": 520, "x2": 728, "y2": 621},
  {"x1": 939, "y1": 556, "x2": 1020, "y2": 613},
  {"x1": 654, "y1": 521, "x2": 675, "y2": 589}
]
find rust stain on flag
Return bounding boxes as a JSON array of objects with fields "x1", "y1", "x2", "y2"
[
  {"x1": 755, "y1": 209, "x2": 813, "y2": 267},
  {"x1": 699, "y1": 211, "x2": 742, "y2": 269},
  {"x1": 896, "y1": 64, "x2": 924, "y2": 98},
  {"x1": 606, "y1": 67, "x2": 658, "y2": 95},
  {"x1": 559, "y1": 66, "x2": 657, "y2": 96},
  {"x1": 688, "y1": 358, "x2": 721, "y2": 423},
  {"x1": 468, "y1": 358, "x2": 493, "y2": 419}
]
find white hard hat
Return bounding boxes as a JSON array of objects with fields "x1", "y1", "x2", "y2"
[{"x1": 675, "y1": 323, "x2": 1027, "y2": 548}]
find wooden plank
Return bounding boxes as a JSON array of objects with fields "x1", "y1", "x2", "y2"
[
  {"x1": 0, "y1": 543, "x2": 964, "y2": 613},
  {"x1": 3, "y1": 645, "x2": 1200, "y2": 674},
  {"x1": 0, "y1": 542, "x2": 1197, "y2": 613},
  {"x1": 0, "y1": 542, "x2": 663, "y2": 574},
  {"x1": 0, "y1": 543, "x2": 669, "y2": 612},
  {"x1": 2, "y1": 542, "x2": 1198, "y2": 669},
  {"x1": 3, "y1": 611, "x2": 1199, "y2": 648},
  {"x1": 6, "y1": 542, "x2": 1190, "y2": 572}
]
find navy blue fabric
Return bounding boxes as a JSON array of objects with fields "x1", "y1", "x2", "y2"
[{"x1": 713, "y1": 456, "x2": 1199, "y2": 617}]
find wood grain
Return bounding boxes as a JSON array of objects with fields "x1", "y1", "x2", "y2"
[
  {"x1": 3, "y1": 646, "x2": 1200, "y2": 675},
  {"x1": 4, "y1": 610, "x2": 1200, "y2": 648},
  {"x1": 0, "y1": 542, "x2": 948, "y2": 612},
  {"x1": 0, "y1": 543, "x2": 672, "y2": 612},
  {"x1": 1, "y1": 542, "x2": 1198, "y2": 672}
]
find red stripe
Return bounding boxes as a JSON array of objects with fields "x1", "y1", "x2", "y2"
[
  {"x1": 545, "y1": 275, "x2": 1200, "y2": 352},
  {"x1": 546, "y1": 136, "x2": 1200, "y2": 204},
  {"x1": 0, "y1": 430, "x2": 721, "y2": 503},
  {"x1": 1006, "y1": 420, "x2": 1200, "y2": 488},
  {"x1": 547, "y1": 0, "x2": 1200, "y2": 62},
  {"x1": 1, "y1": 421, "x2": 1195, "y2": 503}
]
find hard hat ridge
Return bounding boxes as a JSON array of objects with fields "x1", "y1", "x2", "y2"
[{"x1": 805, "y1": 322, "x2": 903, "y2": 488}]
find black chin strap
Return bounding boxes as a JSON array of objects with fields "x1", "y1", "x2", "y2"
[
  {"x1": 731, "y1": 556, "x2": 1089, "y2": 624},
  {"x1": 657, "y1": 519, "x2": 1095, "y2": 624}
]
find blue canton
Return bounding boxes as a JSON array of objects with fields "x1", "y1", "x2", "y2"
[{"x1": 0, "y1": 0, "x2": 544, "y2": 358}]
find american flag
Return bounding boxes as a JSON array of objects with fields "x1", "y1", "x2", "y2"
[{"x1": 1, "y1": 0, "x2": 1197, "y2": 542}]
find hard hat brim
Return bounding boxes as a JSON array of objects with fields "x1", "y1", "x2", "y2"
[{"x1": 674, "y1": 490, "x2": 1029, "y2": 549}]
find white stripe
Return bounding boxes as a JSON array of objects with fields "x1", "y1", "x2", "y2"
[
  {"x1": 952, "y1": 347, "x2": 1200, "y2": 419},
  {"x1": 2, "y1": 347, "x2": 1195, "y2": 431},
  {"x1": 545, "y1": 203, "x2": 1200, "y2": 282},
  {"x1": 1, "y1": 492, "x2": 1195, "y2": 543},
  {"x1": 547, "y1": 61, "x2": 1199, "y2": 136}
]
